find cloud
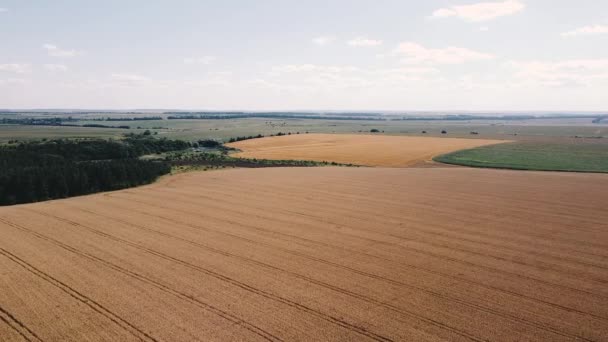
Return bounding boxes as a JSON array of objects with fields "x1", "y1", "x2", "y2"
[
  {"x1": 183, "y1": 56, "x2": 216, "y2": 65},
  {"x1": 312, "y1": 36, "x2": 335, "y2": 46},
  {"x1": 0, "y1": 8, "x2": 8, "y2": 13},
  {"x1": 431, "y1": 0, "x2": 525, "y2": 22},
  {"x1": 507, "y1": 59, "x2": 608, "y2": 87},
  {"x1": 44, "y1": 64, "x2": 68, "y2": 72},
  {"x1": 562, "y1": 25, "x2": 608, "y2": 37},
  {"x1": 0, "y1": 78, "x2": 26, "y2": 86},
  {"x1": 110, "y1": 73, "x2": 150, "y2": 86},
  {"x1": 378, "y1": 67, "x2": 440, "y2": 75},
  {"x1": 271, "y1": 64, "x2": 359, "y2": 74},
  {"x1": 347, "y1": 37, "x2": 383, "y2": 47},
  {"x1": 43, "y1": 43, "x2": 81, "y2": 57},
  {"x1": 264, "y1": 63, "x2": 445, "y2": 94},
  {"x1": 0, "y1": 63, "x2": 31, "y2": 74},
  {"x1": 393, "y1": 42, "x2": 494, "y2": 64}
]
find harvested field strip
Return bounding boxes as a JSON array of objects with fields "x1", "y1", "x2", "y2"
[{"x1": 1, "y1": 167, "x2": 608, "y2": 341}]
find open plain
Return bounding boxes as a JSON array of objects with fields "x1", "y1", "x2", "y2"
[
  {"x1": 1, "y1": 167, "x2": 608, "y2": 341},
  {"x1": 227, "y1": 133, "x2": 506, "y2": 167}
]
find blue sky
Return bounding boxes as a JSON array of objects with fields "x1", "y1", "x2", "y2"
[{"x1": 1, "y1": 0, "x2": 607, "y2": 110}]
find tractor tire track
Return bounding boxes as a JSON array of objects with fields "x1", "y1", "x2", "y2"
[
  {"x1": 0, "y1": 217, "x2": 282, "y2": 342},
  {"x1": 23, "y1": 208, "x2": 401, "y2": 342},
  {"x1": 194, "y1": 179, "x2": 608, "y2": 255},
  {"x1": 0, "y1": 304, "x2": 43, "y2": 342},
  {"x1": 194, "y1": 183, "x2": 608, "y2": 267},
  {"x1": 153, "y1": 186, "x2": 608, "y2": 273},
  {"x1": 90, "y1": 196, "x2": 608, "y2": 322},
  {"x1": 0, "y1": 248, "x2": 156, "y2": 342},
  {"x1": 105, "y1": 194, "x2": 608, "y2": 301},
  {"x1": 67, "y1": 205, "x2": 599, "y2": 342}
]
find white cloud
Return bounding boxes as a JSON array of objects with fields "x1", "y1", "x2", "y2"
[
  {"x1": 507, "y1": 59, "x2": 608, "y2": 87},
  {"x1": 207, "y1": 71, "x2": 233, "y2": 77},
  {"x1": 394, "y1": 42, "x2": 494, "y2": 65},
  {"x1": 44, "y1": 64, "x2": 68, "y2": 72},
  {"x1": 479, "y1": 26, "x2": 489, "y2": 31},
  {"x1": 271, "y1": 64, "x2": 359, "y2": 74},
  {"x1": 0, "y1": 8, "x2": 8, "y2": 13},
  {"x1": 431, "y1": 0, "x2": 525, "y2": 22},
  {"x1": 0, "y1": 78, "x2": 26, "y2": 86},
  {"x1": 183, "y1": 71, "x2": 233, "y2": 87},
  {"x1": 0, "y1": 63, "x2": 31, "y2": 74},
  {"x1": 43, "y1": 43, "x2": 81, "y2": 57},
  {"x1": 264, "y1": 63, "x2": 445, "y2": 94},
  {"x1": 378, "y1": 67, "x2": 440, "y2": 75},
  {"x1": 183, "y1": 56, "x2": 216, "y2": 65},
  {"x1": 347, "y1": 37, "x2": 383, "y2": 47},
  {"x1": 562, "y1": 25, "x2": 608, "y2": 37},
  {"x1": 110, "y1": 73, "x2": 150, "y2": 86},
  {"x1": 312, "y1": 36, "x2": 335, "y2": 46},
  {"x1": 372, "y1": 67, "x2": 441, "y2": 85}
]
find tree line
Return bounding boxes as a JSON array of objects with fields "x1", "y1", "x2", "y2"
[
  {"x1": 0, "y1": 135, "x2": 190, "y2": 206},
  {"x1": 0, "y1": 117, "x2": 130, "y2": 129},
  {"x1": 167, "y1": 113, "x2": 385, "y2": 121}
]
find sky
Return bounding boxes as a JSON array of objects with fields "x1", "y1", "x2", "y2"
[{"x1": 1, "y1": 0, "x2": 608, "y2": 111}]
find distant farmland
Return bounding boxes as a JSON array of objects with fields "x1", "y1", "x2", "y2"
[
  {"x1": 1, "y1": 167, "x2": 607, "y2": 341},
  {"x1": 228, "y1": 133, "x2": 505, "y2": 167}
]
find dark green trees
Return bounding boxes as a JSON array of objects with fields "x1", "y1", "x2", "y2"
[{"x1": 0, "y1": 136, "x2": 183, "y2": 205}]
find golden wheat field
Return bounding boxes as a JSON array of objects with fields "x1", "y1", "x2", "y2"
[
  {"x1": 1, "y1": 167, "x2": 608, "y2": 341},
  {"x1": 227, "y1": 134, "x2": 505, "y2": 166}
]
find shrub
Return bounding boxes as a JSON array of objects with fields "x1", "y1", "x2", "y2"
[{"x1": 198, "y1": 139, "x2": 222, "y2": 148}]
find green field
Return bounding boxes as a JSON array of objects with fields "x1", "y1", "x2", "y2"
[{"x1": 435, "y1": 140, "x2": 608, "y2": 173}]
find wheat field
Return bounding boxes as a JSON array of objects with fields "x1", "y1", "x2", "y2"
[
  {"x1": 227, "y1": 134, "x2": 505, "y2": 167},
  {"x1": 1, "y1": 167, "x2": 607, "y2": 341}
]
